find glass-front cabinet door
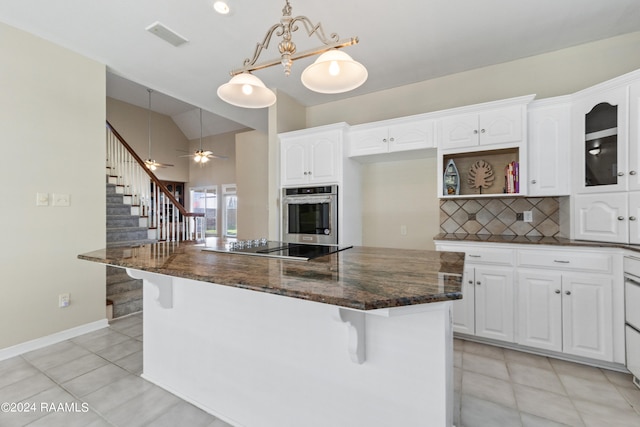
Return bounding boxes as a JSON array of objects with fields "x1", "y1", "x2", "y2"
[{"x1": 573, "y1": 87, "x2": 629, "y2": 194}]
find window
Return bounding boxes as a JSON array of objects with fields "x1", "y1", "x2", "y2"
[
  {"x1": 190, "y1": 187, "x2": 218, "y2": 236},
  {"x1": 222, "y1": 185, "x2": 237, "y2": 238}
]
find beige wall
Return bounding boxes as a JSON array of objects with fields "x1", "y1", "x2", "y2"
[
  {"x1": 303, "y1": 31, "x2": 640, "y2": 250},
  {"x1": 0, "y1": 22, "x2": 106, "y2": 349},
  {"x1": 106, "y1": 97, "x2": 190, "y2": 183},
  {"x1": 236, "y1": 130, "x2": 269, "y2": 239}
]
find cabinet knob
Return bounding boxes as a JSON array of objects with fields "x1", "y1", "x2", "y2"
[
  {"x1": 308, "y1": 171, "x2": 312, "y2": 175},
  {"x1": 304, "y1": 172, "x2": 308, "y2": 175},
  {"x1": 476, "y1": 281, "x2": 481, "y2": 286},
  {"x1": 383, "y1": 138, "x2": 387, "y2": 143},
  {"x1": 565, "y1": 290, "x2": 571, "y2": 296},
  {"x1": 555, "y1": 289, "x2": 561, "y2": 294},
  {"x1": 480, "y1": 129, "x2": 486, "y2": 133},
  {"x1": 631, "y1": 171, "x2": 638, "y2": 176},
  {"x1": 531, "y1": 179, "x2": 537, "y2": 184},
  {"x1": 618, "y1": 171, "x2": 625, "y2": 176},
  {"x1": 468, "y1": 280, "x2": 473, "y2": 285},
  {"x1": 631, "y1": 216, "x2": 638, "y2": 221},
  {"x1": 618, "y1": 216, "x2": 625, "y2": 221},
  {"x1": 473, "y1": 130, "x2": 478, "y2": 135},
  {"x1": 390, "y1": 137, "x2": 395, "y2": 142}
]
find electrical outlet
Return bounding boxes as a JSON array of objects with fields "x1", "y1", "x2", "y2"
[
  {"x1": 59, "y1": 293, "x2": 70, "y2": 308},
  {"x1": 523, "y1": 211, "x2": 533, "y2": 222},
  {"x1": 400, "y1": 225, "x2": 407, "y2": 235}
]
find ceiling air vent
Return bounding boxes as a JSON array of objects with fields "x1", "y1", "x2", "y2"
[{"x1": 145, "y1": 21, "x2": 189, "y2": 47}]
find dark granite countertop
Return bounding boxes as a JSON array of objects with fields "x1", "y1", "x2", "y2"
[
  {"x1": 434, "y1": 233, "x2": 640, "y2": 253},
  {"x1": 78, "y1": 242, "x2": 464, "y2": 311}
]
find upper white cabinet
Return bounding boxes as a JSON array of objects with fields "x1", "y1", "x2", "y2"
[
  {"x1": 527, "y1": 98, "x2": 571, "y2": 196},
  {"x1": 439, "y1": 104, "x2": 525, "y2": 151},
  {"x1": 572, "y1": 85, "x2": 629, "y2": 194},
  {"x1": 280, "y1": 124, "x2": 346, "y2": 187},
  {"x1": 349, "y1": 116, "x2": 435, "y2": 159}
]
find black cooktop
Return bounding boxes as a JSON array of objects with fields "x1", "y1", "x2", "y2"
[{"x1": 202, "y1": 240, "x2": 352, "y2": 261}]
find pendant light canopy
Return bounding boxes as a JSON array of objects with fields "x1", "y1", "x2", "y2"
[{"x1": 217, "y1": 0, "x2": 366, "y2": 109}]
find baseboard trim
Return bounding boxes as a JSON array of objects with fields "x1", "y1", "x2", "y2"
[{"x1": 0, "y1": 319, "x2": 109, "y2": 361}]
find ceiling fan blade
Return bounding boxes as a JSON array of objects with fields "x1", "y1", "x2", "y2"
[
  {"x1": 178, "y1": 154, "x2": 195, "y2": 158},
  {"x1": 206, "y1": 154, "x2": 228, "y2": 160}
]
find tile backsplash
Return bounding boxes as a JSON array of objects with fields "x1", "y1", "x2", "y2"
[{"x1": 440, "y1": 197, "x2": 560, "y2": 237}]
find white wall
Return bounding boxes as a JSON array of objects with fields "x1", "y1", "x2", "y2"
[
  {"x1": 0, "y1": 22, "x2": 106, "y2": 349},
  {"x1": 304, "y1": 31, "x2": 640, "y2": 250}
]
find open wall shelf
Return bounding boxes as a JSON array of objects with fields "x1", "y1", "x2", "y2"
[{"x1": 441, "y1": 148, "x2": 520, "y2": 197}]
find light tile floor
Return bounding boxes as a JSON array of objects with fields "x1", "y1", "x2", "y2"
[
  {"x1": 453, "y1": 338, "x2": 640, "y2": 427},
  {"x1": 0, "y1": 314, "x2": 230, "y2": 427},
  {"x1": 2, "y1": 315, "x2": 640, "y2": 426}
]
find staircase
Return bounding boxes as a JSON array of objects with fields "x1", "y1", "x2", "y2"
[
  {"x1": 104, "y1": 121, "x2": 205, "y2": 319},
  {"x1": 106, "y1": 180, "x2": 155, "y2": 318}
]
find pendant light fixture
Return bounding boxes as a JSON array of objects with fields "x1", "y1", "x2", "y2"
[{"x1": 217, "y1": 0, "x2": 367, "y2": 109}]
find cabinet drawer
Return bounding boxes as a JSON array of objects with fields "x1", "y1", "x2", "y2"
[
  {"x1": 436, "y1": 243, "x2": 514, "y2": 266},
  {"x1": 517, "y1": 249, "x2": 612, "y2": 273}
]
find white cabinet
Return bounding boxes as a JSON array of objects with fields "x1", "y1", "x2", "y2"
[
  {"x1": 527, "y1": 98, "x2": 571, "y2": 196},
  {"x1": 439, "y1": 104, "x2": 524, "y2": 151},
  {"x1": 573, "y1": 191, "x2": 640, "y2": 244},
  {"x1": 630, "y1": 82, "x2": 640, "y2": 191},
  {"x1": 436, "y1": 242, "x2": 515, "y2": 343},
  {"x1": 280, "y1": 125, "x2": 344, "y2": 187},
  {"x1": 517, "y1": 271, "x2": 613, "y2": 361},
  {"x1": 517, "y1": 248, "x2": 614, "y2": 362},
  {"x1": 349, "y1": 117, "x2": 435, "y2": 158},
  {"x1": 436, "y1": 240, "x2": 623, "y2": 364},
  {"x1": 572, "y1": 86, "x2": 629, "y2": 194}
]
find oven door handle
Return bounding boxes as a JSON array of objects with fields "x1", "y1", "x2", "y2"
[{"x1": 283, "y1": 196, "x2": 333, "y2": 204}]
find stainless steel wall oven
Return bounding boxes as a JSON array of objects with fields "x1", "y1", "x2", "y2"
[{"x1": 282, "y1": 185, "x2": 338, "y2": 245}]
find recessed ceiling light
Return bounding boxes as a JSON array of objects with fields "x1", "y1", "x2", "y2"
[{"x1": 213, "y1": 1, "x2": 230, "y2": 15}]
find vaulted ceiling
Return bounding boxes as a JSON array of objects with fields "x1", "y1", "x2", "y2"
[{"x1": 2, "y1": 0, "x2": 640, "y2": 138}]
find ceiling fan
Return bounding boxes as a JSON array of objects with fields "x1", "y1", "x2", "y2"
[
  {"x1": 179, "y1": 108, "x2": 228, "y2": 164},
  {"x1": 144, "y1": 88, "x2": 173, "y2": 171}
]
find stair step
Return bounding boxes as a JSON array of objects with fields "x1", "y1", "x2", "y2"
[
  {"x1": 107, "y1": 277, "x2": 142, "y2": 296},
  {"x1": 107, "y1": 228, "x2": 149, "y2": 243},
  {"x1": 109, "y1": 289, "x2": 143, "y2": 318},
  {"x1": 107, "y1": 216, "x2": 140, "y2": 228},
  {"x1": 107, "y1": 205, "x2": 135, "y2": 215}
]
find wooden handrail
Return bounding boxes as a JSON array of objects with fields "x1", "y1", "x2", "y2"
[{"x1": 106, "y1": 120, "x2": 203, "y2": 218}]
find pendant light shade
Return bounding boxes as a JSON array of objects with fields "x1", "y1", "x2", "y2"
[
  {"x1": 301, "y1": 49, "x2": 368, "y2": 94},
  {"x1": 217, "y1": 72, "x2": 276, "y2": 108}
]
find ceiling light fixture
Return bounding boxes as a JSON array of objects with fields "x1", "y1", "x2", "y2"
[
  {"x1": 216, "y1": 0, "x2": 367, "y2": 108},
  {"x1": 213, "y1": 1, "x2": 230, "y2": 15}
]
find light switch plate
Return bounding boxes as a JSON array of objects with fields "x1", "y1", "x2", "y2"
[
  {"x1": 36, "y1": 192, "x2": 49, "y2": 206},
  {"x1": 52, "y1": 193, "x2": 70, "y2": 207}
]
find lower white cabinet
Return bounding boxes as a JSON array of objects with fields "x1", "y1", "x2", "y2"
[
  {"x1": 436, "y1": 240, "x2": 623, "y2": 364},
  {"x1": 455, "y1": 265, "x2": 514, "y2": 342},
  {"x1": 573, "y1": 192, "x2": 640, "y2": 244},
  {"x1": 518, "y1": 270, "x2": 613, "y2": 361}
]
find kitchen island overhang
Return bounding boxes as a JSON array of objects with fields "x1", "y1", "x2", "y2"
[{"x1": 79, "y1": 243, "x2": 464, "y2": 427}]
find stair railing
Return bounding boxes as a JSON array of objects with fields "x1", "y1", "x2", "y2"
[{"x1": 106, "y1": 121, "x2": 204, "y2": 242}]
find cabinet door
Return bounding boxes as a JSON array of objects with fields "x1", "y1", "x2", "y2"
[
  {"x1": 474, "y1": 266, "x2": 514, "y2": 342},
  {"x1": 573, "y1": 193, "x2": 628, "y2": 243},
  {"x1": 388, "y1": 119, "x2": 435, "y2": 152},
  {"x1": 308, "y1": 133, "x2": 340, "y2": 184},
  {"x1": 479, "y1": 106, "x2": 523, "y2": 146},
  {"x1": 349, "y1": 127, "x2": 388, "y2": 157},
  {"x1": 452, "y1": 266, "x2": 475, "y2": 335},
  {"x1": 562, "y1": 273, "x2": 613, "y2": 361},
  {"x1": 629, "y1": 192, "x2": 640, "y2": 245},
  {"x1": 439, "y1": 114, "x2": 479, "y2": 150},
  {"x1": 572, "y1": 87, "x2": 629, "y2": 194},
  {"x1": 280, "y1": 139, "x2": 309, "y2": 186},
  {"x1": 527, "y1": 103, "x2": 571, "y2": 196},
  {"x1": 629, "y1": 82, "x2": 640, "y2": 191},
  {"x1": 517, "y1": 271, "x2": 562, "y2": 352}
]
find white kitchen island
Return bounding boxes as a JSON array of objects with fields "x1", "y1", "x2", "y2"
[{"x1": 79, "y1": 243, "x2": 464, "y2": 427}]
